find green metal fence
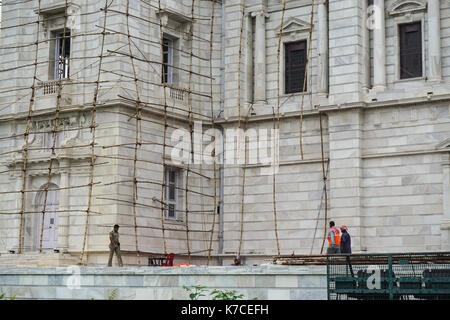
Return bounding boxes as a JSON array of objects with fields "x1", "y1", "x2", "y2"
[{"x1": 327, "y1": 252, "x2": 450, "y2": 300}]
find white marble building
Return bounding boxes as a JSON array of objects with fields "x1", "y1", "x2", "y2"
[{"x1": 0, "y1": 0, "x2": 449, "y2": 266}]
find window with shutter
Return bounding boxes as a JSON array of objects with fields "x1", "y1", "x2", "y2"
[
  {"x1": 51, "y1": 30, "x2": 71, "y2": 80},
  {"x1": 285, "y1": 40, "x2": 307, "y2": 94},
  {"x1": 399, "y1": 22, "x2": 422, "y2": 79},
  {"x1": 162, "y1": 37, "x2": 174, "y2": 84},
  {"x1": 164, "y1": 167, "x2": 180, "y2": 219}
]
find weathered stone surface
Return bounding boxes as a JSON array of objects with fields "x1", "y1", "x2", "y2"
[{"x1": 0, "y1": 266, "x2": 327, "y2": 300}]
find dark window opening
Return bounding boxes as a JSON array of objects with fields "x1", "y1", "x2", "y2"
[
  {"x1": 162, "y1": 37, "x2": 173, "y2": 84},
  {"x1": 399, "y1": 22, "x2": 422, "y2": 79},
  {"x1": 285, "y1": 40, "x2": 307, "y2": 94},
  {"x1": 54, "y1": 31, "x2": 71, "y2": 79},
  {"x1": 164, "y1": 167, "x2": 179, "y2": 219}
]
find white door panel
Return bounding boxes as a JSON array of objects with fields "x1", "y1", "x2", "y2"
[{"x1": 37, "y1": 185, "x2": 59, "y2": 249}]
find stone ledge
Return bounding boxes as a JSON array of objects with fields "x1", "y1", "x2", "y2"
[{"x1": 0, "y1": 265, "x2": 327, "y2": 276}]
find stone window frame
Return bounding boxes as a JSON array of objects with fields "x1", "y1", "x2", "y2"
[
  {"x1": 157, "y1": 9, "x2": 192, "y2": 91},
  {"x1": 284, "y1": 40, "x2": 308, "y2": 94},
  {"x1": 277, "y1": 17, "x2": 312, "y2": 97},
  {"x1": 162, "y1": 35, "x2": 175, "y2": 85},
  {"x1": 49, "y1": 29, "x2": 71, "y2": 80},
  {"x1": 35, "y1": 4, "x2": 73, "y2": 82},
  {"x1": 389, "y1": 1, "x2": 427, "y2": 83},
  {"x1": 163, "y1": 165, "x2": 184, "y2": 222}
]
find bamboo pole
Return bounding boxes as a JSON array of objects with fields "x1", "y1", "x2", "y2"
[
  {"x1": 79, "y1": 0, "x2": 110, "y2": 265},
  {"x1": 17, "y1": 0, "x2": 41, "y2": 254}
]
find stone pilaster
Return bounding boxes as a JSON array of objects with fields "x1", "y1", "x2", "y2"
[
  {"x1": 373, "y1": 0, "x2": 386, "y2": 91},
  {"x1": 361, "y1": 0, "x2": 370, "y2": 92},
  {"x1": 57, "y1": 166, "x2": 70, "y2": 252},
  {"x1": 328, "y1": 109, "x2": 364, "y2": 253},
  {"x1": 251, "y1": 10, "x2": 269, "y2": 103},
  {"x1": 245, "y1": 13, "x2": 253, "y2": 103},
  {"x1": 427, "y1": 0, "x2": 442, "y2": 82},
  {"x1": 317, "y1": 0, "x2": 329, "y2": 95}
]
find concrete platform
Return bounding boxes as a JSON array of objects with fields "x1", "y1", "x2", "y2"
[{"x1": 0, "y1": 265, "x2": 327, "y2": 300}]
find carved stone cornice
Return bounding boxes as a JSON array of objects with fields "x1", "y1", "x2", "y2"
[{"x1": 388, "y1": 0, "x2": 427, "y2": 16}]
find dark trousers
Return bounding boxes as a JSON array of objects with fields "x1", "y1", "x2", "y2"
[
  {"x1": 108, "y1": 245, "x2": 123, "y2": 267},
  {"x1": 327, "y1": 246, "x2": 341, "y2": 255}
]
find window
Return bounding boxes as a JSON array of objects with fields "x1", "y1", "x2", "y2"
[
  {"x1": 51, "y1": 30, "x2": 71, "y2": 79},
  {"x1": 399, "y1": 22, "x2": 422, "y2": 79},
  {"x1": 162, "y1": 37, "x2": 174, "y2": 84},
  {"x1": 164, "y1": 167, "x2": 180, "y2": 219},
  {"x1": 285, "y1": 40, "x2": 307, "y2": 94}
]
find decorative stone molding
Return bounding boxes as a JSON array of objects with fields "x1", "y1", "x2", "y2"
[
  {"x1": 436, "y1": 138, "x2": 450, "y2": 150},
  {"x1": 277, "y1": 17, "x2": 312, "y2": 39},
  {"x1": 34, "y1": 1, "x2": 80, "y2": 35},
  {"x1": 276, "y1": 17, "x2": 312, "y2": 96},
  {"x1": 250, "y1": 10, "x2": 269, "y2": 18},
  {"x1": 388, "y1": 0, "x2": 427, "y2": 16},
  {"x1": 34, "y1": 1, "x2": 72, "y2": 16},
  {"x1": 441, "y1": 220, "x2": 450, "y2": 230},
  {"x1": 5, "y1": 113, "x2": 91, "y2": 178},
  {"x1": 156, "y1": 7, "x2": 192, "y2": 36}
]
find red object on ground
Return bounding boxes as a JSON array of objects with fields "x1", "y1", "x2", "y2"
[
  {"x1": 162, "y1": 253, "x2": 174, "y2": 266},
  {"x1": 173, "y1": 263, "x2": 191, "y2": 267}
]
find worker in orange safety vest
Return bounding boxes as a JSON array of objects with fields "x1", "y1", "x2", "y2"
[{"x1": 327, "y1": 221, "x2": 341, "y2": 255}]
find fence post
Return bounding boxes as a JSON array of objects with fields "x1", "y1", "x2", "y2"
[
  {"x1": 388, "y1": 255, "x2": 393, "y2": 300},
  {"x1": 326, "y1": 255, "x2": 330, "y2": 300}
]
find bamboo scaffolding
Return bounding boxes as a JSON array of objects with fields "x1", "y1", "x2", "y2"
[
  {"x1": 0, "y1": 162, "x2": 109, "y2": 175},
  {"x1": 0, "y1": 125, "x2": 99, "y2": 142},
  {"x1": 98, "y1": 223, "x2": 212, "y2": 233},
  {"x1": 236, "y1": 0, "x2": 247, "y2": 258},
  {"x1": 103, "y1": 68, "x2": 214, "y2": 99},
  {"x1": 206, "y1": 0, "x2": 217, "y2": 266},
  {"x1": 79, "y1": 0, "x2": 111, "y2": 265},
  {"x1": 0, "y1": 209, "x2": 104, "y2": 215},
  {"x1": 183, "y1": 0, "x2": 197, "y2": 264},
  {"x1": 103, "y1": 7, "x2": 211, "y2": 43},
  {"x1": 96, "y1": 24, "x2": 209, "y2": 62},
  {"x1": 38, "y1": 1, "x2": 70, "y2": 252},
  {"x1": 117, "y1": 94, "x2": 214, "y2": 120},
  {"x1": 0, "y1": 143, "x2": 98, "y2": 157},
  {"x1": 319, "y1": 112, "x2": 329, "y2": 254},
  {"x1": 106, "y1": 49, "x2": 213, "y2": 80},
  {"x1": 95, "y1": 197, "x2": 213, "y2": 216},
  {"x1": 0, "y1": 6, "x2": 108, "y2": 33},
  {"x1": 157, "y1": 0, "x2": 168, "y2": 255},
  {"x1": 0, "y1": 182, "x2": 101, "y2": 195},
  {"x1": 272, "y1": 0, "x2": 287, "y2": 257},
  {"x1": 17, "y1": 0, "x2": 42, "y2": 254},
  {"x1": 298, "y1": 0, "x2": 316, "y2": 160},
  {"x1": 96, "y1": 155, "x2": 212, "y2": 180},
  {"x1": 0, "y1": 0, "x2": 327, "y2": 264},
  {"x1": 125, "y1": 0, "x2": 143, "y2": 266}
]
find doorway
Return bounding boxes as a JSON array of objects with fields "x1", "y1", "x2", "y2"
[{"x1": 35, "y1": 184, "x2": 60, "y2": 249}]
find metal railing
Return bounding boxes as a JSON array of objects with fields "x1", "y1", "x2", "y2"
[
  {"x1": 39, "y1": 80, "x2": 60, "y2": 95},
  {"x1": 327, "y1": 252, "x2": 450, "y2": 300},
  {"x1": 169, "y1": 87, "x2": 186, "y2": 101}
]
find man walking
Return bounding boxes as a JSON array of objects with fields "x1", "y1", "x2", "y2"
[
  {"x1": 108, "y1": 224, "x2": 123, "y2": 267},
  {"x1": 340, "y1": 225, "x2": 352, "y2": 254},
  {"x1": 327, "y1": 221, "x2": 341, "y2": 254}
]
